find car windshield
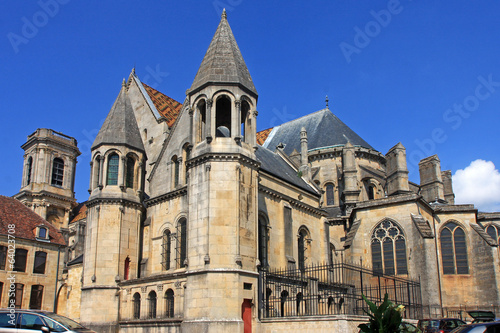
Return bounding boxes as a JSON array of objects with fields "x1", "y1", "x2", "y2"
[
  {"x1": 42, "y1": 313, "x2": 86, "y2": 329},
  {"x1": 420, "y1": 320, "x2": 439, "y2": 329}
]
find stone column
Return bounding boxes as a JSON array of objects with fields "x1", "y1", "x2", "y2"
[
  {"x1": 119, "y1": 156, "x2": 125, "y2": 190},
  {"x1": 234, "y1": 99, "x2": 241, "y2": 140},
  {"x1": 206, "y1": 99, "x2": 213, "y2": 142}
]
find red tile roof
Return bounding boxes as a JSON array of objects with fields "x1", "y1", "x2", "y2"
[
  {"x1": 0, "y1": 196, "x2": 66, "y2": 246},
  {"x1": 142, "y1": 83, "x2": 183, "y2": 128},
  {"x1": 256, "y1": 127, "x2": 273, "y2": 145},
  {"x1": 70, "y1": 202, "x2": 87, "y2": 223}
]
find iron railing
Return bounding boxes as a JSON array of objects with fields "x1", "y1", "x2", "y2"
[{"x1": 259, "y1": 260, "x2": 422, "y2": 319}]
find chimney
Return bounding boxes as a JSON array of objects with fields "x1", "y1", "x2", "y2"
[
  {"x1": 342, "y1": 142, "x2": 360, "y2": 204},
  {"x1": 418, "y1": 155, "x2": 445, "y2": 203},
  {"x1": 441, "y1": 170, "x2": 455, "y2": 204},
  {"x1": 385, "y1": 142, "x2": 410, "y2": 196}
]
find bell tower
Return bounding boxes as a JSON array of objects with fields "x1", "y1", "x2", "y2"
[
  {"x1": 80, "y1": 81, "x2": 146, "y2": 332},
  {"x1": 183, "y1": 10, "x2": 260, "y2": 332},
  {"x1": 15, "y1": 128, "x2": 80, "y2": 229}
]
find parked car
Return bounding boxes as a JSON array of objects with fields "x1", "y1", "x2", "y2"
[
  {"x1": 450, "y1": 321, "x2": 500, "y2": 333},
  {"x1": 467, "y1": 310, "x2": 497, "y2": 324},
  {"x1": 0, "y1": 309, "x2": 96, "y2": 332},
  {"x1": 417, "y1": 318, "x2": 467, "y2": 333},
  {"x1": 359, "y1": 321, "x2": 422, "y2": 333}
]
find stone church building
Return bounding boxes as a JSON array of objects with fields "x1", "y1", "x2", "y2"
[{"x1": 11, "y1": 10, "x2": 500, "y2": 333}]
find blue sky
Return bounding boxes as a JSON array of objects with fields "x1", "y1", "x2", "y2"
[{"x1": 2, "y1": 1, "x2": 499, "y2": 211}]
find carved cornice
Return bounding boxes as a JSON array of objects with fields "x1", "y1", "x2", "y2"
[
  {"x1": 86, "y1": 197, "x2": 144, "y2": 210},
  {"x1": 259, "y1": 185, "x2": 326, "y2": 217},
  {"x1": 144, "y1": 186, "x2": 188, "y2": 208},
  {"x1": 186, "y1": 153, "x2": 260, "y2": 170}
]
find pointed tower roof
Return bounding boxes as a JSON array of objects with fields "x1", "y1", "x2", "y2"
[
  {"x1": 92, "y1": 82, "x2": 145, "y2": 152},
  {"x1": 190, "y1": 10, "x2": 257, "y2": 96}
]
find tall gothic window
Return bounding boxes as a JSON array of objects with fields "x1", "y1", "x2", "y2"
[
  {"x1": 177, "y1": 219, "x2": 187, "y2": 268},
  {"x1": 29, "y1": 285, "x2": 44, "y2": 310},
  {"x1": 26, "y1": 157, "x2": 33, "y2": 185},
  {"x1": 440, "y1": 222, "x2": 469, "y2": 275},
  {"x1": 126, "y1": 157, "x2": 135, "y2": 188},
  {"x1": 148, "y1": 291, "x2": 157, "y2": 319},
  {"x1": 325, "y1": 183, "x2": 335, "y2": 206},
  {"x1": 258, "y1": 216, "x2": 269, "y2": 269},
  {"x1": 162, "y1": 229, "x2": 171, "y2": 270},
  {"x1": 172, "y1": 156, "x2": 179, "y2": 188},
  {"x1": 51, "y1": 158, "x2": 64, "y2": 186},
  {"x1": 132, "y1": 293, "x2": 141, "y2": 319},
  {"x1": 486, "y1": 224, "x2": 500, "y2": 247},
  {"x1": 298, "y1": 229, "x2": 308, "y2": 271},
  {"x1": 165, "y1": 289, "x2": 174, "y2": 318},
  {"x1": 107, "y1": 153, "x2": 119, "y2": 185},
  {"x1": 371, "y1": 220, "x2": 407, "y2": 275}
]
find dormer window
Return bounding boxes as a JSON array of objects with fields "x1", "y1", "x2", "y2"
[{"x1": 37, "y1": 226, "x2": 48, "y2": 240}]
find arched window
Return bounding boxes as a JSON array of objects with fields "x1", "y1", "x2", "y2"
[
  {"x1": 33, "y1": 251, "x2": 47, "y2": 274},
  {"x1": 296, "y1": 292, "x2": 303, "y2": 315},
  {"x1": 51, "y1": 158, "x2": 64, "y2": 186},
  {"x1": 29, "y1": 285, "x2": 43, "y2": 310},
  {"x1": 368, "y1": 185, "x2": 375, "y2": 200},
  {"x1": 298, "y1": 228, "x2": 309, "y2": 271},
  {"x1": 196, "y1": 99, "x2": 207, "y2": 143},
  {"x1": 325, "y1": 183, "x2": 335, "y2": 206},
  {"x1": 172, "y1": 156, "x2": 179, "y2": 188},
  {"x1": 280, "y1": 290, "x2": 288, "y2": 317},
  {"x1": 241, "y1": 100, "x2": 250, "y2": 142},
  {"x1": 440, "y1": 222, "x2": 469, "y2": 275},
  {"x1": 258, "y1": 216, "x2": 269, "y2": 269},
  {"x1": 107, "y1": 153, "x2": 119, "y2": 186},
  {"x1": 126, "y1": 157, "x2": 135, "y2": 188},
  {"x1": 162, "y1": 230, "x2": 171, "y2": 270},
  {"x1": 486, "y1": 224, "x2": 500, "y2": 247},
  {"x1": 26, "y1": 157, "x2": 33, "y2": 185},
  {"x1": 165, "y1": 289, "x2": 174, "y2": 318},
  {"x1": 132, "y1": 293, "x2": 141, "y2": 319},
  {"x1": 215, "y1": 95, "x2": 231, "y2": 137},
  {"x1": 177, "y1": 219, "x2": 187, "y2": 268},
  {"x1": 371, "y1": 220, "x2": 407, "y2": 275},
  {"x1": 148, "y1": 291, "x2": 157, "y2": 319}
]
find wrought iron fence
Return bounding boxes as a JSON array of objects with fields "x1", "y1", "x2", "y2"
[
  {"x1": 259, "y1": 260, "x2": 422, "y2": 319},
  {"x1": 421, "y1": 305, "x2": 500, "y2": 321}
]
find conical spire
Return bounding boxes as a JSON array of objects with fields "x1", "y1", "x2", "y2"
[
  {"x1": 190, "y1": 11, "x2": 257, "y2": 96},
  {"x1": 92, "y1": 84, "x2": 145, "y2": 152}
]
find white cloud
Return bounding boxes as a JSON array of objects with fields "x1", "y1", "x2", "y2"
[{"x1": 453, "y1": 159, "x2": 500, "y2": 212}]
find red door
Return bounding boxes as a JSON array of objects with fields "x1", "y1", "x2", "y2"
[{"x1": 242, "y1": 299, "x2": 252, "y2": 333}]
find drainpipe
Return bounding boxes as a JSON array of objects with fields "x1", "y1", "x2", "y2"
[
  {"x1": 432, "y1": 212, "x2": 444, "y2": 317},
  {"x1": 53, "y1": 246, "x2": 61, "y2": 312}
]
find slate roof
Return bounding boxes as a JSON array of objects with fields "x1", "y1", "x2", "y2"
[
  {"x1": 0, "y1": 196, "x2": 66, "y2": 246},
  {"x1": 67, "y1": 254, "x2": 83, "y2": 266},
  {"x1": 255, "y1": 146, "x2": 317, "y2": 195},
  {"x1": 190, "y1": 10, "x2": 257, "y2": 96},
  {"x1": 470, "y1": 223, "x2": 498, "y2": 246},
  {"x1": 142, "y1": 83, "x2": 182, "y2": 128},
  {"x1": 344, "y1": 219, "x2": 361, "y2": 248},
  {"x1": 410, "y1": 213, "x2": 434, "y2": 238},
  {"x1": 92, "y1": 84, "x2": 145, "y2": 152},
  {"x1": 262, "y1": 108, "x2": 374, "y2": 155}
]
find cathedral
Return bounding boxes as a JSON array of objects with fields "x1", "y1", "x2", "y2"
[{"x1": 9, "y1": 10, "x2": 500, "y2": 333}]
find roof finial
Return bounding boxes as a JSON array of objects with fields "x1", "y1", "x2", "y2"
[
  {"x1": 325, "y1": 95, "x2": 329, "y2": 109},
  {"x1": 222, "y1": 8, "x2": 227, "y2": 19},
  {"x1": 122, "y1": 78, "x2": 126, "y2": 88}
]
